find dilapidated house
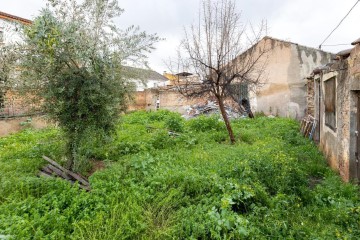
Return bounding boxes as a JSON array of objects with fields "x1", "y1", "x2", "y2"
[
  {"x1": 129, "y1": 72, "x2": 201, "y2": 113},
  {"x1": 308, "y1": 37, "x2": 360, "y2": 182},
  {"x1": 132, "y1": 37, "x2": 334, "y2": 118},
  {"x1": 237, "y1": 37, "x2": 333, "y2": 119}
]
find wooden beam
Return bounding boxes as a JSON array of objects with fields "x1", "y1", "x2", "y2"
[{"x1": 42, "y1": 156, "x2": 89, "y2": 186}]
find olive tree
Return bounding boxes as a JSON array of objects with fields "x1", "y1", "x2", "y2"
[
  {"x1": 19, "y1": 0, "x2": 160, "y2": 171},
  {"x1": 176, "y1": 0, "x2": 268, "y2": 144}
]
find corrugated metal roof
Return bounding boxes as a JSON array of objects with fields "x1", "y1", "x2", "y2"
[{"x1": 0, "y1": 11, "x2": 32, "y2": 25}]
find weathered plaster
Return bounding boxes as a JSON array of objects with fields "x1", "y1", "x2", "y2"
[
  {"x1": 315, "y1": 57, "x2": 358, "y2": 182},
  {"x1": 254, "y1": 37, "x2": 332, "y2": 119}
]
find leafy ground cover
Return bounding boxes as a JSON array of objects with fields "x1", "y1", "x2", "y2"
[{"x1": 0, "y1": 110, "x2": 359, "y2": 239}]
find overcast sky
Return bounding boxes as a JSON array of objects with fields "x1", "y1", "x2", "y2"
[{"x1": 1, "y1": 0, "x2": 359, "y2": 73}]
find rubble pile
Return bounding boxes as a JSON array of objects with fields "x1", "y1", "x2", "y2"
[{"x1": 183, "y1": 100, "x2": 246, "y2": 119}]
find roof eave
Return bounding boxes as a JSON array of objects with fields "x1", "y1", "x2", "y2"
[{"x1": 0, "y1": 11, "x2": 32, "y2": 25}]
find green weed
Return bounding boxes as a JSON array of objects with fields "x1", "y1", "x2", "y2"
[{"x1": 0, "y1": 112, "x2": 359, "y2": 239}]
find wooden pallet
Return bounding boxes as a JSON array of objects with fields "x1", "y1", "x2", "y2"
[
  {"x1": 38, "y1": 156, "x2": 90, "y2": 191},
  {"x1": 300, "y1": 115, "x2": 317, "y2": 140}
]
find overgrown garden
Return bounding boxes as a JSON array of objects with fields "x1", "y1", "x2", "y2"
[{"x1": 0, "y1": 111, "x2": 359, "y2": 239}]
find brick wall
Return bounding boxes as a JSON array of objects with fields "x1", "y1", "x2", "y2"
[
  {"x1": 128, "y1": 91, "x2": 147, "y2": 111},
  {"x1": 306, "y1": 77, "x2": 315, "y2": 116},
  {"x1": 0, "y1": 90, "x2": 39, "y2": 117}
]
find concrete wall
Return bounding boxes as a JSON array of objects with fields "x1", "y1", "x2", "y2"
[{"x1": 253, "y1": 38, "x2": 332, "y2": 119}]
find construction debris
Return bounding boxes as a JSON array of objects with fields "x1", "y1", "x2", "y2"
[
  {"x1": 38, "y1": 156, "x2": 90, "y2": 191},
  {"x1": 183, "y1": 100, "x2": 245, "y2": 119}
]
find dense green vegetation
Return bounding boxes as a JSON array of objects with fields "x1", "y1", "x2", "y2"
[
  {"x1": 17, "y1": 0, "x2": 160, "y2": 171},
  {"x1": 0, "y1": 110, "x2": 359, "y2": 239}
]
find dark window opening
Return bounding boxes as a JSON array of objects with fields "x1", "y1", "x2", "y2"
[
  {"x1": 324, "y1": 77, "x2": 336, "y2": 131},
  {"x1": 239, "y1": 83, "x2": 249, "y2": 100},
  {"x1": 0, "y1": 91, "x2": 5, "y2": 110},
  {"x1": 229, "y1": 83, "x2": 249, "y2": 102}
]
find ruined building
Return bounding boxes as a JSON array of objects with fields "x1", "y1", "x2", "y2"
[
  {"x1": 234, "y1": 37, "x2": 333, "y2": 120},
  {"x1": 308, "y1": 37, "x2": 360, "y2": 182}
]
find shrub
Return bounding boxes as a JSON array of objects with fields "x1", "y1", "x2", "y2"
[
  {"x1": 187, "y1": 115, "x2": 225, "y2": 132},
  {"x1": 164, "y1": 113, "x2": 185, "y2": 133}
]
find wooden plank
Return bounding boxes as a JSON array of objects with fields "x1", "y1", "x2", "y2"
[
  {"x1": 303, "y1": 121, "x2": 310, "y2": 136},
  {"x1": 41, "y1": 166, "x2": 53, "y2": 175},
  {"x1": 305, "y1": 122, "x2": 313, "y2": 137},
  {"x1": 309, "y1": 120, "x2": 317, "y2": 140},
  {"x1": 300, "y1": 119, "x2": 306, "y2": 134},
  {"x1": 38, "y1": 171, "x2": 53, "y2": 178},
  {"x1": 42, "y1": 156, "x2": 89, "y2": 186},
  {"x1": 70, "y1": 172, "x2": 90, "y2": 186},
  {"x1": 79, "y1": 184, "x2": 91, "y2": 191},
  {"x1": 38, "y1": 170, "x2": 89, "y2": 191},
  {"x1": 47, "y1": 164, "x2": 71, "y2": 180}
]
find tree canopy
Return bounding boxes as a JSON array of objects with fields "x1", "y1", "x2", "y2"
[{"x1": 17, "y1": 0, "x2": 160, "y2": 171}]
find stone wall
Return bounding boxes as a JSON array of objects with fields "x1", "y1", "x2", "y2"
[
  {"x1": 0, "y1": 90, "x2": 39, "y2": 118},
  {"x1": 315, "y1": 43, "x2": 360, "y2": 182},
  {"x1": 318, "y1": 64, "x2": 350, "y2": 181},
  {"x1": 128, "y1": 91, "x2": 147, "y2": 111},
  {"x1": 306, "y1": 77, "x2": 315, "y2": 116}
]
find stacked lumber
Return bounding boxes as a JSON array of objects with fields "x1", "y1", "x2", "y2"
[
  {"x1": 300, "y1": 115, "x2": 317, "y2": 140},
  {"x1": 38, "y1": 156, "x2": 90, "y2": 191}
]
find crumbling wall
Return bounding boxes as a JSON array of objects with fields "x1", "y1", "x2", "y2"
[
  {"x1": 335, "y1": 64, "x2": 350, "y2": 181},
  {"x1": 348, "y1": 44, "x2": 360, "y2": 181},
  {"x1": 0, "y1": 90, "x2": 39, "y2": 118},
  {"x1": 306, "y1": 77, "x2": 315, "y2": 116},
  {"x1": 157, "y1": 89, "x2": 201, "y2": 114},
  {"x1": 128, "y1": 91, "x2": 147, "y2": 111},
  {"x1": 318, "y1": 62, "x2": 350, "y2": 181},
  {"x1": 254, "y1": 37, "x2": 332, "y2": 119},
  {"x1": 255, "y1": 38, "x2": 292, "y2": 117}
]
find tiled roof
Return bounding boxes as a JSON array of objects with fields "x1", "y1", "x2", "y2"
[
  {"x1": 123, "y1": 66, "x2": 168, "y2": 81},
  {"x1": 351, "y1": 37, "x2": 360, "y2": 45},
  {"x1": 262, "y1": 36, "x2": 332, "y2": 54},
  {"x1": 336, "y1": 48, "x2": 353, "y2": 58},
  {"x1": 0, "y1": 11, "x2": 32, "y2": 25}
]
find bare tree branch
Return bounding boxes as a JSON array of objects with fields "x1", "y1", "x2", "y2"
[{"x1": 172, "y1": 0, "x2": 269, "y2": 144}]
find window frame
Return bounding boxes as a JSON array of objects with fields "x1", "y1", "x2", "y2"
[{"x1": 324, "y1": 76, "x2": 336, "y2": 131}]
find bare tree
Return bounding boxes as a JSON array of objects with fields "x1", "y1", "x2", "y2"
[{"x1": 176, "y1": 0, "x2": 268, "y2": 144}]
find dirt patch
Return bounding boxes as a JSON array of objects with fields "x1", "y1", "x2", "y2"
[
  {"x1": 87, "y1": 160, "x2": 106, "y2": 177},
  {"x1": 0, "y1": 116, "x2": 50, "y2": 137}
]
